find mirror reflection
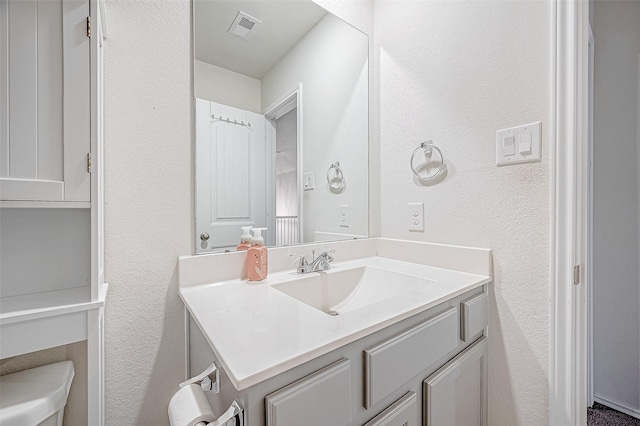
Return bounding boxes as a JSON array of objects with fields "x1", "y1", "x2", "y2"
[{"x1": 194, "y1": 0, "x2": 369, "y2": 253}]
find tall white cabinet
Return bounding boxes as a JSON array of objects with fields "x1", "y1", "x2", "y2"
[
  {"x1": 0, "y1": 0, "x2": 107, "y2": 424},
  {"x1": 1, "y1": 0, "x2": 91, "y2": 203}
]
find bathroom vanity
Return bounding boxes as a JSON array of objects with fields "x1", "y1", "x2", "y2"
[{"x1": 179, "y1": 238, "x2": 491, "y2": 426}]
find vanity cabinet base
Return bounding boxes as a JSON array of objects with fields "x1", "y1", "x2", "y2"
[{"x1": 187, "y1": 285, "x2": 489, "y2": 426}]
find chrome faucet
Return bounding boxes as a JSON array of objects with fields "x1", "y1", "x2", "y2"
[{"x1": 292, "y1": 250, "x2": 335, "y2": 274}]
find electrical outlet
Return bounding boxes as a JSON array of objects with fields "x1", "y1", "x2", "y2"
[
  {"x1": 340, "y1": 205, "x2": 349, "y2": 227},
  {"x1": 408, "y1": 203, "x2": 424, "y2": 231}
]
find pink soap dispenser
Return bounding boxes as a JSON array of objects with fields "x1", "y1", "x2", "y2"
[{"x1": 247, "y1": 228, "x2": 268, "y2": 281}]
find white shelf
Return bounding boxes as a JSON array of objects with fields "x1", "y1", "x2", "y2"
[
  {"x1": 1, "y1": 287, "x2": 104, "y2": 324},
  {"x1": 0, "y1": 284, "x2": 108, "y2": 358}
]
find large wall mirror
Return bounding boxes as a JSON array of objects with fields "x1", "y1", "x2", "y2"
[{"x1": 194, "y1": 0, "x2": 369, "y2": 253}]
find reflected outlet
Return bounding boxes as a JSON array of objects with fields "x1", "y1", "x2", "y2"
[
  {"x1": 408, "y1": 203, "x2": 424, "y2": 231},
  {"x1": 340, "y1": 205, "x2": 349, "y2": 227}
]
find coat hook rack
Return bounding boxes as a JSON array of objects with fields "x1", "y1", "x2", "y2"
[{"x1": 211, "y1": 114, "x2": 251, "y2": 128}]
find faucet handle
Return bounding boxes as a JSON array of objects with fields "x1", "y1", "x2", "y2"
[
  {"x1": 323, "y1": 250, "x2": 335, "y2": 263},
  {"x1": 290, "y1": 253, "x2": 308, "y2": 267}
]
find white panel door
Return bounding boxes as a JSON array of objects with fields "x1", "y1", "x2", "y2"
[
  {"x1": 0, "y1": 0, "x2": 90, "y2": 202},
  {"x1": 196, "y1": 99, "x2": 268, "y2": 251}
]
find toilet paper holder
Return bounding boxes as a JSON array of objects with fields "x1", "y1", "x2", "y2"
[
  {"x1": 197, "y1": 400, "x2": 244, "y2": 426},
  {"x1": 180, "y1": 362, "x2": 220, "y2": 393}
]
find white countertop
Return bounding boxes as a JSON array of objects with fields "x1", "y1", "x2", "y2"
[{"x1": 179, "y1": 256, "x2": 490, "y2": 390}]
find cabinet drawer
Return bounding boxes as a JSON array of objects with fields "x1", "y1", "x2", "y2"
[
  {"x1": 364, "y1": 391, "x2": 418, "y2": 426},
  {"x1": 265, "y1": 359, "x2": 352, "y2": 426},
  {"x1": 364, "y1": 307, "x2": 458, "y2": 408},
  {"x1": 460, "y1": 292, "x2": 488, "y2": 342}
]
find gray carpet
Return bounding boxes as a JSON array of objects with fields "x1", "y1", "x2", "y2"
[{"x1": 588, "y1": 402, "x2": 640, "y2": 425}]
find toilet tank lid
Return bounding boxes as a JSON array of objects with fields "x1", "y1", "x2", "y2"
[{"x1": 0, "y1": 361, "x2": 75, "y2": 426}]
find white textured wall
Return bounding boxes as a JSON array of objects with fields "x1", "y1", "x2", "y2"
[
  {"x1": 261, "y1": 13, "x2": 369, "y2": 241},
  {"x1": 194, "y1": 60, "x2": 261, "y2": 113},
  {"x1": 375, "y1": 1, "x2": 551, "y2": 424},
  {"x1": 103, "y1": 0, "x2": 192, "y2": 424},
  {"x1": 592, "y1": 0, "x2": 640, "y2": 413},
  {"x1": 314, "y1": 0, "x2": 373, "y2": 35}
]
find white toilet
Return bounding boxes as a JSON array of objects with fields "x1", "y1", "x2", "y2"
[{"x1": 0, "y1": 361, "x2": 74, "y2": 426}]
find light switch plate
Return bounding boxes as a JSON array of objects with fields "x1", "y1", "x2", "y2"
[
  {"x1": 303, "y1": 172, "x2": 314, "y2": 190},
  {"x1": 496, "y1": 122, "x2": 542, "y2": 165}
]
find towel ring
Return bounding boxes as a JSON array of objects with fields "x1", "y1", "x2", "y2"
[
  {"x1": 410, "y1": 141, "x2": 445, "y2": 181},
  {"x1": 327, "y1": 162, "x2": 346, "y2": 191}
]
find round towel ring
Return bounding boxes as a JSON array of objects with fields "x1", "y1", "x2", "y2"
[
  {"x1": 410, "y1": 141, "x2": 445, "y2": 181},
  {"x1": 327, "y1": 162, "x2": 346, "y2": 191}
]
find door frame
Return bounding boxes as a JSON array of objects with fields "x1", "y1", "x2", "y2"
[
  {"x1": 264, "y1": 84, "x2": 304, "y2": 244},
  {"x1": 586, "y1": 24, "x2": 595, "y2": 409},
  {"x1": 550, "y1": 0, "x2": 590, "y2": 425}
]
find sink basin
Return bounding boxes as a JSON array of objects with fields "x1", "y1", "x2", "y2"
[{"x1": 272, "y1": 266, "x2": 435, "y2": 315}]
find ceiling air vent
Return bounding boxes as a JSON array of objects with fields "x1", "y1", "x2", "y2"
[{"x1": 228, "y1": 11, "x2": 262, "y2": 40}]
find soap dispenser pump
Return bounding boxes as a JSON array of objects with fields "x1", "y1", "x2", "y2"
[
  {"x1": 247, "y1": 228, "x2": 268, "y2": 281},
  {"x1": 237, "y1": 226, "x2": 253, "y2": 251}
]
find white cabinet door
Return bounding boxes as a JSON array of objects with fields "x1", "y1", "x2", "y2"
[
  {"x1": 265, "y1": 359, "x2": 352, "y2": 426},
  {"x1": 195, "y1": 99, "x2": 268, "y2": 251},
  {"x1": 0, "y1": 0, "x2": 90, "y2": 202},
  {"x1": 423, "y1": 337, "x2": 488, "y2": 426}
]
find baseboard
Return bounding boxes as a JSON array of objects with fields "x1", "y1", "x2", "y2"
[{"x1": 594, "y1": 394, "x2": 640, "y2": 420}]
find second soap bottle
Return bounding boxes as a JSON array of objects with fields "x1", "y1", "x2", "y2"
[{"x1": 247, "y1": 228, "x2": 268, "y2": 281}]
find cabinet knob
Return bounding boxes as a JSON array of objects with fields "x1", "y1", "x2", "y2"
[{"x1": 200, "y1": 232, "x2": 210, "y2": 241}]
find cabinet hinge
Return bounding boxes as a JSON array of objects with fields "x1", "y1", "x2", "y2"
[
  {"x1": 86, "y1": 16, "x2": 91, "y2": 38},
  {"x1": 573, "y1": 265, "x2": 581, "y2": 285},
  {"x1": 87, "y1": 153, "x2": 92, "y2": 173}
]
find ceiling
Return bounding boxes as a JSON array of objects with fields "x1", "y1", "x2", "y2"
[{"x1": 194, "y1": 0, "x2": 328, "y2": 79}]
